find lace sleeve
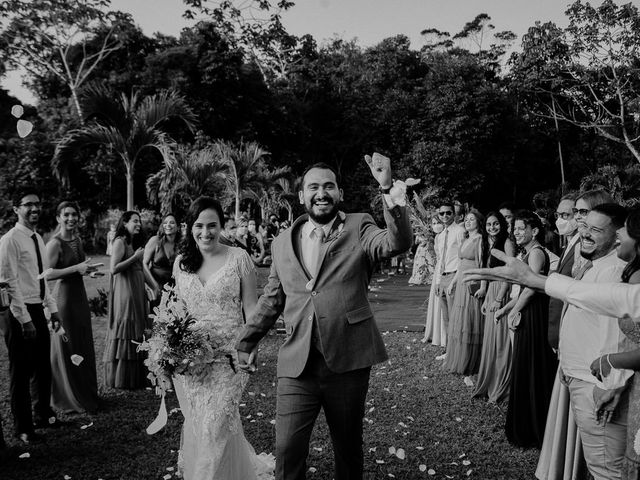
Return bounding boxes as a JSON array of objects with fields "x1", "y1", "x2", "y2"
[
  {"x1": 234, "y1": 248, "x2": 256, "y2": 280},
  {"x1": 173, "y1": 255, "x2": 183, "y2": 295}
]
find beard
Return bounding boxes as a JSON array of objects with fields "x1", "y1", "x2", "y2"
[{"x1": 305, "y1": 198, "x2": 340, "y2": 225}]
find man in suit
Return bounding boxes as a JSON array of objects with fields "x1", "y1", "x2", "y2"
[
  {"x1": 0, "y1": 192, "x2": 61, "y2": 445},
  {"x1": 236, "y1": 154, "x2": 412, "y2": 480},
  {"x1": 548, "y1": 194, "x2": 580, "y2": 350}
]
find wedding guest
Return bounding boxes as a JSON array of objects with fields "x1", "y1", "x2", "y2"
[
  {"x1": 234, "y1": 218, "x2": 251, "y2": 252},
  {"x1": 247, "y1": 219, "x2": 266, "y2": 265},
  {"x1": 218, "y1": 217, "x2": 237, "y2": 247},
  {"x1": 453, "y1": 198, "x2": 466, "y2": 225},
  {"x1": 144, "y1": 213, "x2": 181, "y2": 303},
  {"x1": 536, "y1": 193, "x2": 589, "y2": 480},
  {"x1": 499, "y1": 202, "x2": 516, "y2": 233},
  {"x1": 46, "y1": 201, "x2": 99, "y2": 414},
  {"x1": 0, "y1": 191, "x2": 61, "y2": 444},
  {"x1": 571, "y1": 190, "x2": 614, "y2": 277},
  {"x1": 554, "y1": 203, "x2": 630, "y2": 479},
  {"x1": 106, "y1": 223, "x2": 116, "y2": 255},
  {"x1": 591, "y1": 207, "x2": 640, "y2": 480},
  {"x1": 433, "y1": 201, "x2": 466, "y2": 360},
  {"x1": 103, "y1": 211, "x2": 150, "y2": 390},
  {"x1": 497, "y1": 210, "x2": 557, "y2": 448},
  {"x1": 423, "y1": 215, "x2": 446, "y2": 346},
  {"x1": 409, "y1": 233, "x2": 431, "y2": 286},
  {"x1": 444, "y1": 209, "x2": 487, "y2": 383},
  {"x1": 473, "y1": 211, "x2": 515, "y2": 404}
]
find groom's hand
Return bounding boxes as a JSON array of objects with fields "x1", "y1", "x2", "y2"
[
  {"x1": 237, "y1": 349, "x2": 257, "y2": 373},
  {"x1": 364, "y1": 153, "x2": 392, "y2": 189}
]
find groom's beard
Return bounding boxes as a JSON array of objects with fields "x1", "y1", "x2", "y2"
[{"x1": 305, "y1": 197, "x2": 340, "y2": 225}]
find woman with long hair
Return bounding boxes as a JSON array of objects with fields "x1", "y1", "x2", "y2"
[
  {"x1": 473, "y1": 211, "x2": 515, "y2": 405},
  {"x1": 170, "y1": 196, "x2": 273, "y2": 479},
  {"x1": 444, "y1": 209, "x2": 488, "y2": 382},
  {"x1": 591, "y1": 208, "x2": 640, "y2": 480},
  {"x1": 422, "y1": 215, "x2": 446, "y2": 346},
  {"x1": 46, "y1": 201, "x2": 99, "y2": 413},
  {"x1": 144, "y1": 213, "x2": 181, "y2": 304},
  {"x1": 103, "y1": 210, "x2": 150, "y2": 389},
  {"x1": 498, "y1": 210, "x2": 557, "y2": 448}
]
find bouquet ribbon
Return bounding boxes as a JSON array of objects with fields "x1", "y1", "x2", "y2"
[{"x1": 146, "y1": 392, "x2": 168, "y2": 435}]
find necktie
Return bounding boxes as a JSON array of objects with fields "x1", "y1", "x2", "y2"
[
  {"x1": 573, "y1": 259, "x2": 593, "y2": 280},
  {"x1": 31, "y1": 233, "x2": 45, "y2": 300},
  {"x1": 439, "y1": 227, "x2": 449, "y2": 275},
  {"x1": 308, "y1": 227, "x2": 325, "y2": 276}
]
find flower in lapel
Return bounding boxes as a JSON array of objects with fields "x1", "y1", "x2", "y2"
[{"x1": 325, "y1": 211, "x2": 346, "y2": 243}]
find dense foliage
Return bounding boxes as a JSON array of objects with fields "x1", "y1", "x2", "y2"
[{"x1": 1, "y1": 0, "x2": 639, "y2": 235}]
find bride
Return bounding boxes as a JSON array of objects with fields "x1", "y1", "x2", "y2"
[{"x1": 171, "y1": 196, "x2": 274, "y2": 479}]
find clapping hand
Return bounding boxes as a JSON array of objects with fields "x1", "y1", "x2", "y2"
[{"x1": 364, "y1": 153, "x2": 392, "y2": 189}]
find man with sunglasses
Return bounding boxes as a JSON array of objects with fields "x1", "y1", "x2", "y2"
[
  {"x1": 433, "y1": 200, "x2": 466, "y2": 357},
  {"x1": 0, "y1": 192, "x2": 61, "y2": 445}
]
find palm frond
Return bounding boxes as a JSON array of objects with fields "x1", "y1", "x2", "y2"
[{"x1": 137, "y1": 90, "x2": 198, "y2": 133}]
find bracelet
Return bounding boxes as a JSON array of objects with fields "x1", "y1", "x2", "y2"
[{"x1": 606, "y1": 354, "x2": 614, "y2": 370}]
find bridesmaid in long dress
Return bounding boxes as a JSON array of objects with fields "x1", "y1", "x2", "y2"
[
  {"x1": 46, "y1": 201, "x2": 99, "y2": 413},
  {"x1": 444, "y1": 209, "x2": 487, "y2": 381},
  {"x1": 103, "y1": 211, "x2": 150, "y2": 389},
  {"x1": 500, "y1": 210, "x2": 557, "y2": 448},
  {"x1": 473, "y1": 211, "x2": 515, "y2": 405},
  {"x1": 144, "y1": 213, "x2": 181, "y2": 305},
  {"x1": 423, "y1": 215, "x2": 446, "y2": 346}
]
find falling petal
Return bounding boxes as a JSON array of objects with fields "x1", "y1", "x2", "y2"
[
  {"x1": 19, "y1": 452, "x2": 30, "y2": 459},
  {"x1": 64, "y1": 476, "x2": 71, "y2": 480},
  {"x1": 163, "y1": 475, "x2": 172, "y2": 480},
  {"x1": 396, "y1": 448, "x2": 406, "y2": 460},
  {"x1": 270, "y1": 419, "x2": 276, "y2": 425},
  {"x1": 70, "y1": 354, "x2": 84, "y2": 366},
  {"x1": 459, "y1": 453, "x2": 466, "y2": 458},
  {"x1": 166, "y1": 467, "x2": 174, "y2": 471},
  {"x1": 463, "y1": 460, "x2": 471, "y2": 466},
  {"x1": 405, "y1": 178, "x2": 421, "y2": 186},
  {"x1": 17, "y1": 119, "x2": 33, "y2": 138},
  {"x1": 313, "y1": 447, "x2": 323, "y2": 452},
  {"x1": 79, "y1": 421, "x2": 93, "y2": 430},
  {"x1": 419, "y1": 464, "x2": 427, "y2": 472},
  {"x1": 466, "y1": 469, "x2": 473, "y2": 476},
  {"x1": 376, "y1": 460, "x2": 385, "y2": 464},
  {"x1": 308, "y1": 467, "x2": 317, "y2": 473},
  {"x1": 388, "y1": 446, "x2": 396, "y2": 455},
  {"x1": 11, "y1": 105, "x2": 24, "y2": 118},
  {"x1": 428, "y1": 469, "x2": 436, "y2": 475},
  {"x1": 455, "y1": 417, "x2": 462, "y2": 422},
  {"x1": 369, "y1": 447, "x2": 377, "y2": 453},
  {"x1": 416, "y1": 446, "x2": 424, "y2": 450}
]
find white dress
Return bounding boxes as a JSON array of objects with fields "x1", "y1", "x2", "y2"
[{"x1": 172, "y1": 248, "x2": 274, "y2": 480}]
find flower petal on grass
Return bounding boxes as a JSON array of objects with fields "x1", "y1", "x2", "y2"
[
  {"x1": 428, "y1": 468, "x2": 436, "y2": 475},
  {"x1": 376, "y1": 459, "x2": 385, "y2": 464},
  {"x1": 80, "y1": 422, "x2": 94, "y2": 430},
  {"x1": 308, "y1": 467, "x2": 317, "y2": 473},
  {"x1": 17, "y1": 120, "x2": 33, "y2": 138},
  {"x1": 395, "y1": 448, "x2": 406, "y2": 460},
  {"x1": 463, "y1": 460, "x2": 471, "y2": 466},
  {"x1": 419, "y1": 464, "x2": 427, "y2": 472},
  {"x1": 11, "y1": 105, "x2": 24, "y2": 118},
  {"x1": 388, "y1": 446, "x2": 396, "y2": 455}
]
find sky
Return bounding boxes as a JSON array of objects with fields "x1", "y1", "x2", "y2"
[{"x1": 1, "y1": 0, "x2": 626, "y2": 104}]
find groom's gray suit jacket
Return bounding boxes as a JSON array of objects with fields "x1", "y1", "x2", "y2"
[{"x1": 236, "y1": 202, "x2": 412, "y2": 378}]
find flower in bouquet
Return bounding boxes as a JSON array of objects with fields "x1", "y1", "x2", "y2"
[{"x1": 139, "y1": 284, "x2": 229, "y2": 396}]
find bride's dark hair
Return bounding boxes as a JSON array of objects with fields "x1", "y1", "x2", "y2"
[{"x1": 179, "y1": 196, "x2": 226, "y2": 273}]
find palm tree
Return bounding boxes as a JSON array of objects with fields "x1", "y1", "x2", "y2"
[
  {"x1": 52, "y1": 84, "x2": 198, "y2": 210},
  {"x1": 146, "y1": 145, "x2": 229, "y2": 216},
  {"x1": 211, "y1": 139, "x2": 290, "y2": 220}
]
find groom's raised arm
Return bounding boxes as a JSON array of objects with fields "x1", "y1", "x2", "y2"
[{"x1": 236, "y1": 259, "x2": 286, "y2": 354}]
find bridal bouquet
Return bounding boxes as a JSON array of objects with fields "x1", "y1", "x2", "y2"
[{"x1": 139, "y1": 284, "x2": 227, "y2": 396}]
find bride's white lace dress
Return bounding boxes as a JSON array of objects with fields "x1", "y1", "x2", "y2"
[{"x1": 172, "y1": 248, "x2": 274, "y2": 480}]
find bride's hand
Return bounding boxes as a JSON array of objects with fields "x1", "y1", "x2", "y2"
[{"x1": 236, "y1": 349, "x2": 257, "y2": 373}]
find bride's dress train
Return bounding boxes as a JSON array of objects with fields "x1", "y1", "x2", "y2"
[{"x1": 173, "y1": 248, "x2": 274, "y2": 480}]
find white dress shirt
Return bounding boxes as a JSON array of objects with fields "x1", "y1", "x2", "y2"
[
  {"x1": 301, "y1": 219, "x2": 334, "y2": 276},
  {"x1": 0, "y1": 223, "x2": 57, "y2": 324},
  {"x1": 557, "y1": 250, "x2": 632, "y2": 388},
  {"x1": 434, "y1": 222, "x2": 466, "y2": 274}
]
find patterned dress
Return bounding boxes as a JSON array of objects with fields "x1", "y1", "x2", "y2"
[
  {"x1": 172, "y1": 248, "x2": 274, "y2": 480},
  {"x1": 619, "y1": 317, "x2": 640, "y2": 480}
]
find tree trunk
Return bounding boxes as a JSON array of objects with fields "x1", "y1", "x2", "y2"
[
  {"x1": 551, "y1": 97, "x2": 566, "y2": 192},
  {"x1": 126, "y1": 163, "x2": 135, "y2": 210},
  {"x1": 235, "y1": 186, "x2": 240, "y2": 221},
  {"x1": 69, "y1": 84, "x2": 84, "y2": 125}
]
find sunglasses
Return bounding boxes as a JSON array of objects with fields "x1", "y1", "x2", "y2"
[
  {"x1": 438, "y1": 211, "x2": 453, "y2": 216},
  {"x1": 572, "y1": 208, "x2": 590, "y2": 216},
  {"x1": 554, "y1": 212, "x2": 572, "y2": 220},
  {"x1": 19, "y1": 202, "x2": 41, "y2": 208}
]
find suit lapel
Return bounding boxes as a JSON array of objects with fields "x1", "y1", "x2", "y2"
[{"x1": 289, "y1": 215, "x2": 313, "y2": 280}]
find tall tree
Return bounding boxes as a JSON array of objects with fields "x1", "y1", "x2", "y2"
[
  {"x1": 0, "y1": 0, "x2": 126, "y2": 120},
  {"x1": 52, "y1": 84, "x2": 198, "y2": 209}
]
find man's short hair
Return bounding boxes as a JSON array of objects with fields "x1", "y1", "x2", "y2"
[
  {"x1": 498, "y1": 201, "x2": 515, "y2": 212},
  {"x1": 576, "y1": 189, "x2": 614, "y2": 209},
  {"x1": 301, "y1": 162, "x2": 340, "y2": 187},
  {"x1": 13, "y1": 190, "x2": 40, "y2": 206},
  {"x1": 591, "y1": 203, "x2": 627, "y2": 230},
  {"x1": 559, "y1": 193, "x2": 577, "y2": 203},
  {"x1": 439, "y1": 200, "x2": 455, "y2": 211}
]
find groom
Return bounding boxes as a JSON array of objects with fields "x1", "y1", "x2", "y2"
[{"x1": 237, "y1": 153, "x2": 412, "y2": 480}]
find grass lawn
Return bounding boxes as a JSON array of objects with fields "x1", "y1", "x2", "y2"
[{"x1": 0, "y1": 256, "x2": 540, "y2": 479}]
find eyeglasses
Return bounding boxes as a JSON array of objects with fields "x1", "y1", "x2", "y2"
[
  {"x1": 572, "y1": 208, "x2": 590, "y2": 216},
  {"x1": 554, "y1": 212, "x2": 572, "y2": 220},
  {"x1": 438, "y1": 211, "x2": 453, "y2": 216},
  {"x1": 19, "y1": 202, "x2": 41, "y2": 208}
]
